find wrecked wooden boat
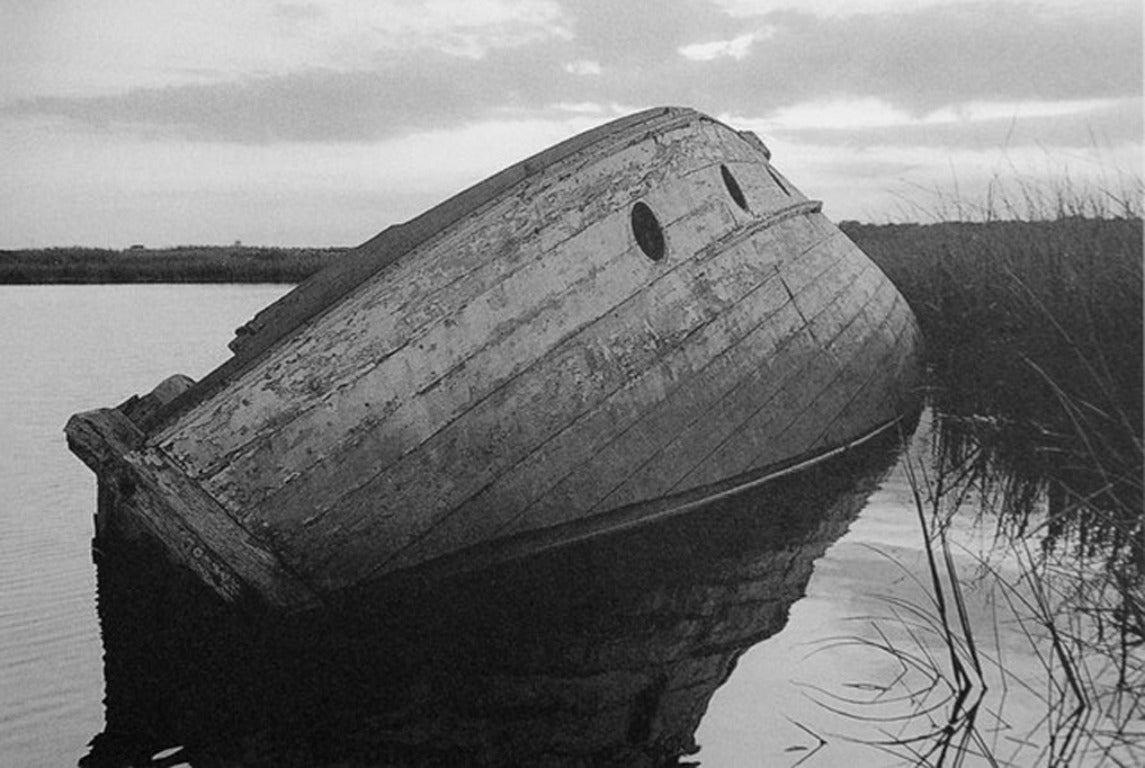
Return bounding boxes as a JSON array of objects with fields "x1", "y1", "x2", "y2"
[{"x1": 67, "y1": 106, "x2": 921, "y2": 612}]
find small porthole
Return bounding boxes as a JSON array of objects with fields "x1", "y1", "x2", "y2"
[
  {"x1": 720, "y1": 164, "x2": 749, "y2": 211},
  {"x1": 631, "y1": 202, "x2": 666, "y2": 262},
  {"x1": 767, "y1": 165, "x2": 791, "y2": 196}
]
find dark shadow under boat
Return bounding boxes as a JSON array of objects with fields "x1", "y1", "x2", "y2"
[{"x1": 81, "y1": 413, "x2": 915, "y2": 768}]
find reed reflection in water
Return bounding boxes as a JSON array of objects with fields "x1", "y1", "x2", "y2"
[
  {"x1": 80, "y1": 421, "x2": 908, "y2": 767},
  {"x1": 722, "y1": 329, "x2": 1142, "y2": 767}
]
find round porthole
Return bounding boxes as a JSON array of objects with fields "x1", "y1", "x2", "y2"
[
  {"x1": 631, "y1": 202, "x2": 666, "y2": 262},
  {"x1": 720, "y1": 164, "x2": 749, "y2": 211}
]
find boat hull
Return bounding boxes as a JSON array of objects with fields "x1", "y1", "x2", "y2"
[{"x1": 67, "y1": 107, "x2": 921, "y2": 610}]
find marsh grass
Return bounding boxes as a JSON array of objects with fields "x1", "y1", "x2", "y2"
[
  {"x1": 825, "y1": 189, "x2": 1143, "y2": 765},
  {"x1": 844, "y1": 196, "x2": 1142, "y2": 551},
  {"x1": 843, "y1": 216, "x2": 1141, "y2": 377},
  {"x1": 0, "y1": 245, "x2": 346, "y2": 283}
]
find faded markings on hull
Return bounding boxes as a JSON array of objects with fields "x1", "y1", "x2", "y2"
[
  {"x1": 282, "y1": 209, "x2": 816, "y2": 587},
  {"x1": 358, "y1": 216, "x2": 825, "y2": 567},
  {"x1": 383, "y1": 274, "x2": 801, "y2": 573},
  {"x1": 334, "y1": 219, "x2": 871, "y2": 584},
  {"x1": 203, "y1": 211, "x2": 668, "y2": 515},
  {"x1": 385, "y1": 237, "x2": 914, "y2": 575},
  {"x1": 297, "y1": 220, "x2": 893, "y2": 583},
  {"x1": 502, "y1": 303, "x2": 813, "y2": 533},
  {"x1": 158, "y1": 133, "x2": 752, "y2": 519},
  {"x1": 214, "y1": 109, "x2": 694, "y2": 367},
  {"x1": 742, "y1": 286, "x2": 907, "y2": 469},
  {"x1": 65, "y1": 409, "x2": 317, "y2": 609},
  {"x1": 680, "y1": 273, "x2": 906, "y2": 488},
  {"x1": 156, "y1": 127, "x2": 702, "y2": 474},
  {"x1": 158, "y1": 188, "x2": 541, "y2": 459},
  {"x1": 580, "y1": 244, "x2": 877, "y2": 518},
  {"x1": 814, "y1": 298, "x2": 917, "y2": 451},
  {"x1": 239, "y1": 197, "x2": 743, "y2": 532},
  {"x1": 503, "y1": 233, "x2": 850, "y2": 527}
]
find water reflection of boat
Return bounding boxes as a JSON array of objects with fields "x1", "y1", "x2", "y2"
[
  {"x1": 81, "y1": 423, "x2": 908, "y2": 768},
  {"x1": 66, "y1": 106, "x2": 920, "y2": 609}
]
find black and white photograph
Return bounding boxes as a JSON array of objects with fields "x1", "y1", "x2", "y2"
[{"x1": 1, "y1": 1, "x2": 1141, "y2": 765}]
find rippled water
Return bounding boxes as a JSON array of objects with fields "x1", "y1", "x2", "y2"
[
  {"x1": 1, "y1": 285, "x2": 1135, "y2": 766},
  {"x1": 0, "y1": 285, "x2": 291, "y2": 765}
]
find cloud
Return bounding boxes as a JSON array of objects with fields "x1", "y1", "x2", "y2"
[
  {"x1": 753, "y1": 134, "x2": 1143, "y2": 223},
  {"x1": 674, "y1": 2, "x2": 1142, "y2": 115},
  {"x1": 0, "y1": 111, "x2": 611, "y2": 247},
  {"x1": 713, "y1": 0, "x2": 1098, "y2": 18},
  {"x1": 557, "y1": 0, "x2": 744, "y2": 65},
  {"x1": 5, "y1": 50, "x2": 586, "y2": 143},
  {"x1": 564, "y1": 59, "x2": 603, "y2": 75},
  {"x1": 2, "y1": 0, "x2": 1139, "y2": 150},
  {"x1": 5, "y1": 0, "x2": 1139, "y2": 248},
  {"x1": 273, "y1": 3, "x2": 328, "y2": 22},
  {"x1": 2, "y1": 0, "x2": 1135, "y2": 170},
  {"x1": 0, "y1": 0, "x2": 573, "y2": 100},
  {"x1": 756, "y1": 96, "x2": 1143, "y2": 149},
  {"x1": 678, "y1": 31, "x2": 764, "y2": 61}
]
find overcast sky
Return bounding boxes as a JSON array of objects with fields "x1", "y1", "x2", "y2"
[{"x1": 1, "y1": 0, "x2": 1140, "y2": 248}]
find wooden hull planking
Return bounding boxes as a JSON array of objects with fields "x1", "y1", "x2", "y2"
[{"x1": 67, "y1": 107, "x2": 921, "y2": 609}]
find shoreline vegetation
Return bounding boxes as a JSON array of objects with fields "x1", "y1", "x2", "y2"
[
  {"x1": 0, "y1": 245, "x2": 349, "y2": 284},
  {"x1": 3, "y1": 217, "x2": 1140, "y2": 288}
]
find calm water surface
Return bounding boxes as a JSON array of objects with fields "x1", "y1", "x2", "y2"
[
  {"x1": 0, "y1": 285, "x2": 1133, "y2": 766},
  {"x1": 0, "y1": 285, "x2": 291, "y2": 765}
]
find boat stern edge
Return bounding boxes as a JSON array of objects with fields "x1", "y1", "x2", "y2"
[{"x1": 65, "y1": 402, "x2": 321, "y2": 613}]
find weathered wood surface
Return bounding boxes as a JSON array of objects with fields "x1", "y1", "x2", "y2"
[
  {"x1": 67, "y1": 408, "x2": 318, "y2": 609},
  {"x1": 144, "y1": 108, "x2": 697, "y2": 433},
  {"x1": 71, "y1": 107, "x2": 921, "y2": 604}
]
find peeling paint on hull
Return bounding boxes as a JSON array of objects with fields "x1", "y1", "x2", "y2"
[{"x1": 66, "y1": 107, "x2": 922, "y2": 610}]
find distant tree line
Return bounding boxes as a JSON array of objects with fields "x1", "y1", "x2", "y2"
[{"x1": 0, "y1": 245, "x2": 349, "y2": 283}]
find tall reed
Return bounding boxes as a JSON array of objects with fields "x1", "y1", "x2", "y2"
[
  {"x1": 844, "y1": 201, "x2": 1142, "y2": 552},
  {"x1": 827, "y1": 184, "x2": 1143, "y2": 765}
]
